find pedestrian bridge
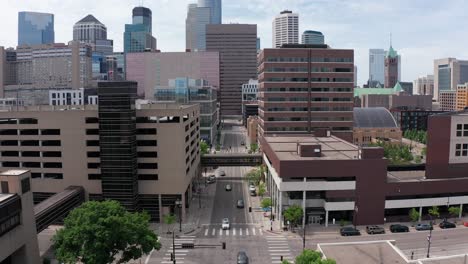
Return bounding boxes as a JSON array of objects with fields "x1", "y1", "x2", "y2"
[
  {"x1": 201, "y1": 153, "x2": 263, "y2": 167},
  {"x1": 34, "y1": 186, "x2": 85, "y2": 233}
]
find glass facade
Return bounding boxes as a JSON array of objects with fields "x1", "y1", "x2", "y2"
[
  {"x1": 18, "y1": 12, "x2": 54, "y2": 46},
  {"x1": 98, "y1": 81, "x2": 139, "y2": 211},
  {"x1": 438, "y1": 64, "x2": 451, "y2": 91},
  {"x1": 124, "y1": 24, "x2": 156, "y2": 53}
]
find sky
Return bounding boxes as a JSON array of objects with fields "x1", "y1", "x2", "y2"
[{"x1": 2, "y1": 0, "x2": 468, "y2": 86}]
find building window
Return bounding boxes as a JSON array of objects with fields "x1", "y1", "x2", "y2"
[
  {"x1": 456, "y1": 124, "x2": 468, "y2": 137},
  {"x1": 85, "y1": 117, "x2": 99, "y2": 123},
  {"x1": 42, "y1": 140, "x2": 61, "y2": 146},
  {"x1": 88, "y1": 174, "x2": 101, "y2": 180},
  {"x1": 42, "y1": 151, "x2": 62, "y2": 157},
  {"x1": 0, "y1": 181, "x2": 8, "y2": 193},
  {"x1": 138, "y1": 174, "x2": 159, "y2": 180},
  {"x1": 137, "y1": 140, "x2": 157, "y2": 146},
  {"x1": 86, "y1": 140, "x2": 99, "y2": 146},
  {"x1": 455, "y1": 143, "x2": 468, "y2": 157},
  {"x1": 41, "y1": 129, "x2": 60, "y2": 135},
  {"x1": 43, "y1": 173, "x2": 63, "y2": 179},
  {"x1": 21, "y1": 178, "x2": 30, "y2": 194},
  {"x1": 43, "y1": 162, "x2": 63, "y2": 168},
  {"x1": 86, "y1": 129, "x2": 99, "y2": 135}
]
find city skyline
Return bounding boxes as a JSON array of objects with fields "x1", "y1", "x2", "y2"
[{"x1": 1, "y1": 1, "x2": 468, "y2": 87}]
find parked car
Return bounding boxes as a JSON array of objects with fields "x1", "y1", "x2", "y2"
[
  {"x1": 237, "y1": 199, "x2": 245, "y2": 208},
  {"x1": 241, "y1": 141, "x2": 245, "y2": 146},
  {"x1": 248, "y1": 184, "x2": 256, "y2": 192},
  {"x1": 249, "y1": 190, "x2": 257, "y2": 196},
  {"x1": 439, "y1": 221, "x2": 456, "y2": 229},
  {"x1": 340, "y1": 226, "x2": 360, "y2": 236},
  {"x1": 415, "y1": 223, "x2": 433, "y2": 231},
  {"x1": 237, "y1": 251, "x2": 249, "y2": 264},
  {"x1": 225, "y1": 184, "x2": 232, "y2": 191},
  {"x1": 217, "y1": 170, "x2": 226, "y2": 177},
  {"x1": 366, "y1": 225, "x2": 385, "y2": 234},
  {"x1": 390, "y1": 224, "x2": 409, "y2": 233},
  {"x1": 206, "y1": 175, "x2": 216, "y2": 184},
  {"x1": 222, "y1": 218, "x2": 230, "y2": 230}
]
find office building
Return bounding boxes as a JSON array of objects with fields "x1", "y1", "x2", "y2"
[
  {"x1": 112, "y1": 52, "x2": 126, "y2": 80},
  {"x1": 353, "y1": 107, "x2": 402, "y2": 146},
  {"x1": 154, "y1": 78, "x2": 218, "y2": 143},
  {"x1": 241, "y1": 79, "x2": 258, "y2": 125},
  {"x1": 258, "y1": 44, "x2": 354, "y2": 141},
  {"x1": 185, "y1": 4, "x2": 210, "y2": 51},
  {"x1": 18, "y1": 12, "x2": 54, "y2": 46},
  {"x1": 246, "y1": 116, "x2": 259, "y2": 144},
  {"x1": 0, "y1": 170, "x2": 40, "y2": 264},
  {"x1": 256, "y1": 38, "x2": 261, "y2": 53},
  {"x1": 414, "y1": 75, "x2": 434, "y2": 97},
  {"x1": 301, "y1": 30, "x2": 324, "y2": 45},
  {"x1": 354, "y1": 66, "x2": 358, "y2": 87},
  {"x1": 126, "y1": 51, "x2": 219, "y2": 98},
  {"x1": 272, "y1": 10, "x2": 299, "y2": 48},
  {"x1": 456, "y1": 83, "x2": 468, "y2": 111},
  {"x1": 124, "y1": 7, "x2": 156, "y2": 53},
  {"x1": 439, "y1": 90, "x2": 457, "y2": 111},
  {"x1": 391, "y1": 109, "x2": 447, "y2": 131},
  {"x1": 368, "y1": 49, "x2": 385, "y2": 86},
  {"x1": 206, "y1": 24, "x2": 257, "y2": 116},
  {"x1": 73, "y1": 15, "x2": 113, "y2": 55},
  {"x1": 197, "y1": 0, "x2": 222, "y2": 24},
  {"x1": 399, "y1": 81, "x2": 413, "y2": 95},
  {"x1": 262, "y1": 111, "x2": 468, "y2": 227},
  {"x1": 384, "y1": 45, "x2": 399, "y2": 88},
  {"x1": 433, "y1": 58, "x2": 468, "y2": 101},
  {"x1": 0, "y1": 83, "x2": 201, "y2": 221}
]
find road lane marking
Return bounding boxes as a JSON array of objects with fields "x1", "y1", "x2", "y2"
[
  {"x1": 233, "y1": 228, "x2": 236, "y2": 236},
  {"x1": 259, "y1": 229, "x2": 263, "y2": 235},
  {"x1": 219, "y1": 228, "x2": 222, "y2": 236},
  {"x1": 205, "y1": 229, "x2": 208, "y2": 236},
  {"x1": 226, "y1": 229, "x2": 229, "y2": 236},
  {"x1": 212, "y1": 228, "x2": 215, "y2": 236},
  {"x1": 240, "y1": 228, "x2": 243, "y2": 236},
  {"x1": 246, "y1": 228, "x2": 249, "y2": 235},
  {"x1": 144, "y1": 249, "x2": 154, "y2": 264},
  {"x1": 252, "y1": 228, "x2": 256, "y2": 235},
  {"x1": 268, "y1": 249, "x2": 291, "y2": 252}
]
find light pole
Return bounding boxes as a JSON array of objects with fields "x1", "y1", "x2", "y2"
[
  {"x1": 175, "y1": 199, "x2": 182, "y2": 233},
  {"x1": 172, "y1": 231, "x2": 176, "y2": 264},
  {"x1": 426, "y1": 215, "x2": 433, "y2": 258},
  {"x1": 302, "y1": 219, "x2": 306, "y2": 250}
]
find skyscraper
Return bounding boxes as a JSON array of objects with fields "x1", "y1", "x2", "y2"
[
  {"x1": 206, "y1": 24, "x2": 257, "y2": 116},
  {"x1": 18, "y1": 12, "x2": 54, "y2": 46},
  {"x1": 433, "y1": 58, "x2": 468, "y2": 101},
  {"x1": 198, "y1": 0, "x2": 222, "y2": 24},
  {"x1": 73, "y1": 15, "x2": 113, "y2": 55},
  {"x1": 301, "y1": 30, "x2": 324, "y2": 45},
  {"x1": 185, "y1": 4, "x2": 211, "y2": 51},
  {"x1": 272, "y1": 10, "x2": 299, "y2": 48},
  {"x1": 384, "y1": 45, "x2": 399, "y2": 88},
  {"x1": 369, "y1": 49, "x2": 385, "y2": 86},
  {"x1": 124, "y1": 7, "x2": 156, "y2": 53}
]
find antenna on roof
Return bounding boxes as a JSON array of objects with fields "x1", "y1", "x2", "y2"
[{"x1": 390, "y1": 32, "x2": 392, "y2": 47}]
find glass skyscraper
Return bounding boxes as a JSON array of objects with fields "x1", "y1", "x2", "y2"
[
  {"x1": 18, "y1": 11, "x2": 54, "y2": 46},
  {"x1": 124, "y1": 7, "x2": 156, "y2": 53},
  {"x1": 198, "y1": 0, "x2": 222, "y2": 24}
]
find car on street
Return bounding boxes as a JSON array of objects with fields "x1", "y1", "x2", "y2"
[
  {"x1": 340, "y1": 226, "x2": 360, "y2": 236},
  {"x1": 249, "y1": 189, "x2": 256, "y2": 196},
  {"x1": 240, "y1": 141, "x2": 245, "y2": 146},
  {"x1": 222, "y1": 218, "x2": 230, "y2": 230},
  {"x1": 248, "y1": 184, "x2": 256, "y2": 192},
  {"x1": 366, "y1": 225, "x2": 385, "y2": 234},
  {"x1": 390, "y1": 224, "x2": 409, "y2": 233},
  {"x1": 217, "y1": 170, "x2": 226, "y2": 177},
  {"x1": 225, "y1": 184, "x2": 232, "y2": 191},
  {"x1": 206, "y1": 175, "x2": 216, "y2": 184},
  {"x1": 439, "y1": 221, "x2": 456, "y2": 229},
  {"x1": 237, "y1": 199, "x2": 245, "y2": 208},
  {"x1": 415, "y1": 223, "x2": 433, "y2": 231},
  {"x1": 237, "y1": 251, "x2": 249, "y2": 264}
]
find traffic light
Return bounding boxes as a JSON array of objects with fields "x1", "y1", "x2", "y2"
[{"x1": 222, "y1": 242, "x2": 226, "y2": 250}]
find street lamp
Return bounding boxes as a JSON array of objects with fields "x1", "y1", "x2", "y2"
[
  {"x1": 175, "y1": 199, "x2": 182, "y2": 232},
  {"x1": 426, "y1": 215, "x2": 433, "y2": 258}
]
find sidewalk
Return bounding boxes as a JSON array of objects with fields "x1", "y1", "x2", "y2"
[{"x1": 250, "y1": 193, "x2": 282, "y2": 234}]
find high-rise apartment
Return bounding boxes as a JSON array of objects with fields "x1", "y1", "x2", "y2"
[
  {"x1": 206, "y1": 24, "x2": 257, "y2": 116},
  {"x1": 368, "y1": 49, "x2": 385, "y2": 86},
  {"x1": 301, "y1": 30, "x2": 324, "y2": 45},
  {"x1": 18, "y1": 12, "x2": 54, "y2": 46},
  {"x1": 73, "y1": 15, "x2": 113, "y2": 55},
  {"x1": 384, "y1": 45, "x2": 399, "y2": 88},
  {"x1": 414, "y1": 75, "x2": 434, "y2": 97},
  {"x1": 456, "y1": 83, "x2": 468, "y2": 111},
  {"x1": 272, "y1": 10, "x2": 299, "y2": 48},
  {"x1": 197, "y1": 0, "x2": 222, "y2": 24},
  {"x1": 185, "y1": 4, "x2": 211, "y2": 51},
  {"x1": 439, "y1": 90, "x2": 457, "y2": 111},
  {"x1": 258, "y1": 44, "x2": 354, "y2": 141},
  {"x1": 433, "y1": 58, "x2": 468, "y2": 101},
  {"x1": 124, "y1": 7, "x2": 157, "y2": 53}
]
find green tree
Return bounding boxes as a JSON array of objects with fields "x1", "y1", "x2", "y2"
[
  {"x1": 283, "y1": 205, "x2": 303, "y2": 228},
  {"x1": 428, "y1": 206, "x2": 440, "y2": 219},
  {"x1": 409, "y1": 208, "x2": 420, "y2": 224},
  {"x1": 250, "y1": 143, "x2": 258, "y2": 153},
  {"x1": 448, "y1": 206, "x2": 462, "y2": 218},
  {"x1": 53, "y1": 200, "x2": 160, "y2": 264},
  {"x1": 261, "y1": 198, "x2": 272, "y2": 209},
  {"x1": 281, "y1": 261, "x2": 292, "y2": 264},
  {"x1": 246, "y1": 168, "x2": 261, "y2": 185},
  {"x1": 294, "y1": 249, "x2": 336, "y2": 264},
  {"x1": 163, "y1": 213, "x2": 176, "y2": 234},
  {"x1": 258, "y1": 182, "x2": 266, "y2": 197},
  {"x1": 200, "y1": 140, "x2": 209, "y2": 155}
]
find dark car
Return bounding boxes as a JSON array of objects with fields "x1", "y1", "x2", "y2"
[
  {"x1": 340, "y1": 226, "x2": 360, "y2": 236},
  {"x1": 390, "y1": 224, "x2": 409, "y2": 233},
  {"x1": 439, "y1": 221, "x2": 456, "y2": 229},
  {"x1": 225, "y1": 184, "x2": 232, "y2": 191},
  {"x1": 237, "y1": 251, "x2": 249, "y2": 264},
  {"x1": 237, "y1": 199, "x2": 245, "y2": 208},
  {"x1": 366, "y1": 225, "x2": 385, "y2": 234},
  {"x1": 415, "y1": 223, "x2": 433, "y2": 231},
  {"x1": 206, "y1": 175, "x2": 216, "y2": 184}
]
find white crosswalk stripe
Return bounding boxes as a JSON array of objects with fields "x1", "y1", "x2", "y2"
[
  {"x1": 202, "y1": 227, "x2": 264, "y2": 237},
  {"x1": 160, "y1": 237, "x2": 195, "y2": 264},
  {"x1": 266, "y1": 236, "x2": 294, "y2": 264}
]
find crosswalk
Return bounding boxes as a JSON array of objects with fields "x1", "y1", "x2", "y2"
[
  {"x1": 266, "y1": 236, "x2": 295, "y2": 264},
  {"x1": 203, "y1": 226, "x2": 264, "y2": 237},
  {"x1": 160, "y1": 235, "x2": 195, "y2": 264}
]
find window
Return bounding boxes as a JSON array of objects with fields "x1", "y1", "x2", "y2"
[
  {"x1": 455, "y1": 143, "x2": 468, "y2": 156},
  {"x1": 88, "y1": 174, "x2": 101, "y2": 180},
  {"x1": 1, "y1": 140, "x2": 18, "y2": 146},
  {"x1": 23, "y1": 162, "x2": 41, "y2": 168},
  {"x1": 42, "y1": 140, "x2": 61, "y2": 146},
  {"x1": 137, "y1": 152, "x2": 158, "y2": 158},
  {"x1": 44, "y1": 173, "x2": 63, "y2": 179},
  {"x1": 43, "y1": 162, "x2": 62, "y2": 168},
  {"x1": 87, "y1": 163, "x2": 100, "y2": 169},
  {"x1": 19, "y1": 118, "x2": 38, "y2": 124},
  {"x1": 1, "y1": 151, "x2": 19, "y2": 157},
  {"x1": 41, "y1": 129, "x2": 60, "y2": 135},
  {"x1": 85, "y1": 117, "x2": 99, "y2": 123},
  {"x1": 87, "y1": 151, "x2": 100, "y2": 158},
  {"x1": 21, "y1": 178, "x2": 30, "y2": 193},
  {"x1": 31, "y1": 173, "x2": 42, "y2": 179},
  {"x1": 456, "y1": 124, "x2": 468, "y2": 137},
  {"x1": 21, "y1": 140, "x2": 39, "y2": 146},
  {"x1": 1, "y1": 181, "x2": 8, "y2": 193},
  {"x1": 0, "y1": 129, "x2": 17, "y2": 135},
  {"x1": 138, "y1": 163, "x2": 158, "y2": 169},
  {"x1": 138, "y1": 174, "x2": 159, "y2": 180},
  {"x1": 86, "y1": 140, "x2": 99, "y2": 146},
  {"x1": 2, "y1": 162, "x2": 20, "y2": 167},
  {"x1": 42, "y1": 151, "x2": 61, "y2": 157},
  {"x1": 86, "y1": 129, "x2": 99, "y2": 135},
  {"x1": 137, "y1": 140, "x2": 157, "y2": 146},
  {"x1": 137, "y1": 128, "x2": 157, "y2": 135}
]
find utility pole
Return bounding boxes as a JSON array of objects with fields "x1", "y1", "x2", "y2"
[
  {"x1": 426, "y1": 216, "x2": 433, "y2": 258},
  {"x1": 302, "y1": 220, "x2": 306, "y2": 250},
  {"x1": 172, "y1": 232, "x2": 176, "y2": 264}
]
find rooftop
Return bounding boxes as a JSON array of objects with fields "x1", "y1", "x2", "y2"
[
  {"x1": 76, "y1": 14, "x2": 102, "y2": 24},
  {"x1": 304, "y1": 30, "x2": 323, "y2": 35},
  {"x1": 0, "y1": 170, "x2": 29, "y2": 176},
  {"x1": 0, "y1": 193, "x2": 15, "y2": 203},
  {"x1": 354, "y1": 82, "x2": 404, "y2": 97},
  {"x1": 353, "y1": 107, "x2": 398, "y2": 128},
  {"x1": 264, "y1": 135, "x2": 359, "y2": 161}
]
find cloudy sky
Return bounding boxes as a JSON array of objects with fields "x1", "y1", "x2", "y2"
[{"x1": 1, "y1": 0, "x2": 468, "y2": 86}]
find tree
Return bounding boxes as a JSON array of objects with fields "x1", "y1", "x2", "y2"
[
  {"x1": 163, "y1": 213, "x2": 176, "y2": 234},
  {"x1": 258, "y1": 182, "x2": 266, "y2": 197},
  {"x1": 261, "y1": 198, "x2": 272, "y2": 209},
  {"x1": 409, "y1": 208, "x2": 420, "y2": 224},
  {"x1": 200, "y1": 140, "x2": 209, "y2": 155},
  {"x1": 246, "y1": 168, "x2": 261, "y2": 185},
  {"x1": 448, "y1": 206, "x2": 462, "y2": 218},
  {"x1": 53, "y1": 200, "x2": 160, "y2": 264},
  {"x1": 283, "y1": 205, "x2": 303, "y2": 228},
  {"x1": 250, "y1": 143, "x2": 258, "y2": 153},
  {"x1": 294, "y1": 249, "x2": 336, "y2": 264},
  {"x1": 428, "y1": 206, "x2": 440, "y2": 219}
]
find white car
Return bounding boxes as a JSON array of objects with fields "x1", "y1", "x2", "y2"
[
  {"x1": 222, "y1": 218, "x2": 230, "y2": 230},
  {"x1": 249, "y1": 184, "x2": 256, "y2": 192},
  {"x1": 217, "y1": 170, "x2": 226, "y2": 177}
]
